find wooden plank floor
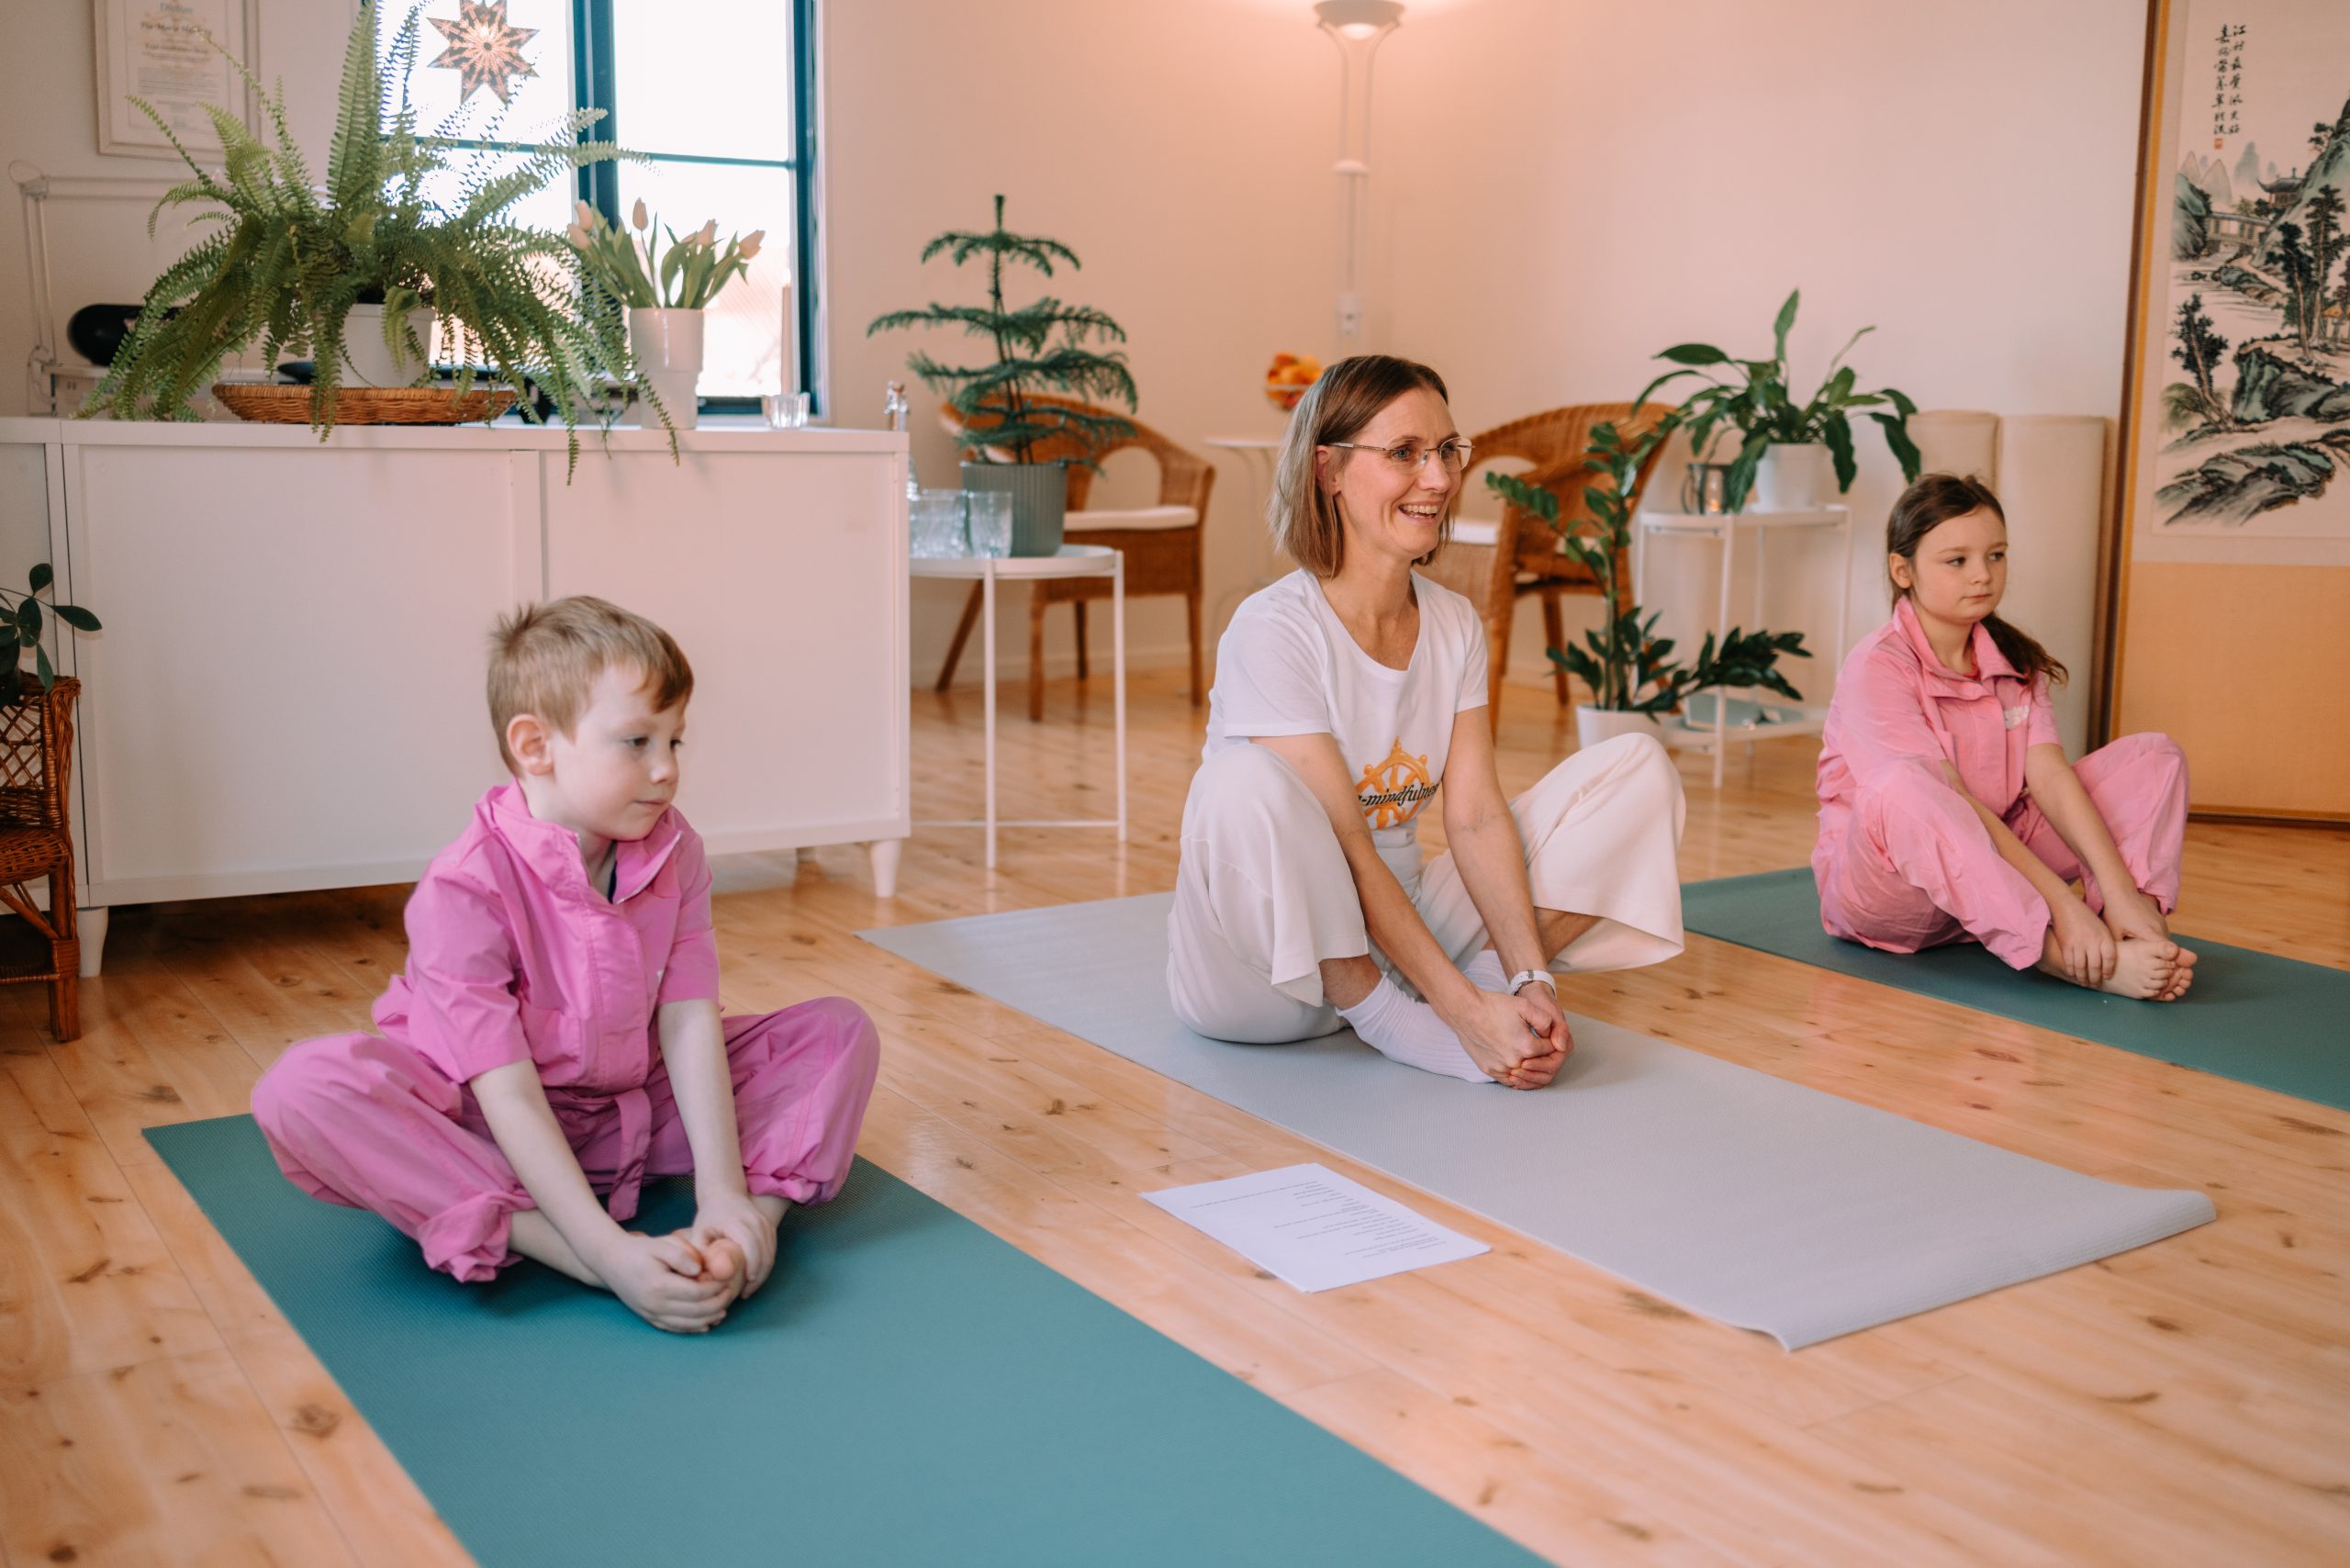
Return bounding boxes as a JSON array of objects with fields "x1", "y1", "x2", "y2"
[{"x1": 3, "y1": 667, "x2": 2345, "y2": 1566}]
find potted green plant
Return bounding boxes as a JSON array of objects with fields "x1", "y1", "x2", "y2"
[
  {"x1": 1, "y1": 564, "x2": 100, "y2": 702},
  {"x1": 83, "y1": 4, "x2": 645, "y2": 462},
  {"x1": 568, "y1": 201, "x2": 763, "y2": 423},
  {"x1": 1636, "y1": 290, "x2": 1923, "y2": 511},
  {"x1": 1488, "y1": 420, "x2": 1810, "y2": 750},
  {"x1": 868, "y1": 195, "x2": 1136, "y2": 555}
]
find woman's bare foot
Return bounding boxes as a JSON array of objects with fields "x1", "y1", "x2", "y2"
[{"x1": 2039, "y1": 934, "x2": 2189, "y2": 1000}]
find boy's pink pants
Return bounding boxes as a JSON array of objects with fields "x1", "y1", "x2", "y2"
[
  {"x1": 1814, "y1": 734, "x2": 2188, "y2": 970},
  {"x1": 252, "y1": 998, "x2": 881, "y2": 1282}
]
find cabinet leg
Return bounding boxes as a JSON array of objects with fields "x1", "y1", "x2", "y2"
[
  {"x1": 867, "y1": 839, "x2": 904, "y2": 899},
  {"x1": 78, "y1": 907, "x2": 109, "y2": 978}
]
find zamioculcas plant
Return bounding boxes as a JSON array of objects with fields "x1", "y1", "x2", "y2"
[{"x1": 1488, "y1": 420, "x2": 1809, "y2": 713}]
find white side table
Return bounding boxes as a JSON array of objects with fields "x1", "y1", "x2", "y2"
[
  {"x1": 909, "y1": 544, "x2": 1127, "y2": 868},
  {"x1": 1204, "y1": 435, "x2": 1289, "y2": 638},
  {"x1": 1634, "y1": 505, "x2": 1852, "y2": 787}
]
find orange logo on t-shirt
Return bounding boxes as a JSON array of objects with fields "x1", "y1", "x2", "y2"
[{"x1": 1356, "y1": 739, "x2": 1436, "y2": 830}]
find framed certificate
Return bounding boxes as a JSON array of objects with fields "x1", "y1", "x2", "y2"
[{"x1": 93, "y1": 0, "x2": 260, "y2": 158}]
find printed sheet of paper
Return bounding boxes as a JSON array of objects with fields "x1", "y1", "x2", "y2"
[{"x1": 1142, "y1": 1163, "x2": 1488, "y2": 1293}]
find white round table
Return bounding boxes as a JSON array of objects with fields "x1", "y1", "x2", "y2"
[
  {"x1": 1204, "y1": 435, "x2": 1292, "y2": 637},
  {"x1": 909, "y1": 544, "x2": 1127, "y2": 868}
]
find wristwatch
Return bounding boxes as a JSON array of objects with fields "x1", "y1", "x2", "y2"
[{"x1": 1506, "y1": 969, "x2": 1556, "y2": 996}]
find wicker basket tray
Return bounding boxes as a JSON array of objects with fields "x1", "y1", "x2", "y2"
[{"x1": 210, "y1": 383, "x2": 516, "y2": 426}]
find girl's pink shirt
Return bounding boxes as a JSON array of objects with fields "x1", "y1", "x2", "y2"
[
  {"x1": 368, "y1": 781, "x2": 723, "y2": 1091},
  {"x1": 1815, "y1": 596, "x2": 2060, "y2": 853}
]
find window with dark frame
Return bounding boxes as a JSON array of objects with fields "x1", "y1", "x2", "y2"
[{"x1": 389, "y1": 0, "x2": 818, "y2": 409}]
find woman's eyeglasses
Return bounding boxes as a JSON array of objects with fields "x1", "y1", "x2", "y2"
[{"x1": 1322, "y1": 439, "x2": 1475, "y2": 475}]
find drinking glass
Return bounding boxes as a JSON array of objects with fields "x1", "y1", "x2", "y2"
[
  {"x1": 762, "y1": 390, "x2": 811, "y2": 428},
  {"x1": 910, "y1": 488, "x2": 969, "y2": 558},
  {"x1": 963, "y1": 490, "x2": 1013, "y2": 558}
]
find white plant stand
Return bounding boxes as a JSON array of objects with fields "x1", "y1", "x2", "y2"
[
  {"x1": 1204, "y1": 435, "x2": 1289, "y2": 637},
  {"x1": 1633, "y1": 504, "x2": 1852, "y2": 788},
  {"x1": 910, "y1": 544, "x2": 1127, "y2": 869}
]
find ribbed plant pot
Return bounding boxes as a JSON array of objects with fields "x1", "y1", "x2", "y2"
[
  {"x1": 960, "y1": 461, "x2": 1067, "y2": 557},
  {"x1": 1752, "y1": 442, "x2": 1831, "y2": 510},
  {"x1": 1574, "y1": 706, "x2": 1664, "y2": 752},
  {"x1": 629, "y1": 307, "x2": 704, "y2": 423},
  {"x1": 341, "y1": 305, "x2": 435, "y2": 387}
]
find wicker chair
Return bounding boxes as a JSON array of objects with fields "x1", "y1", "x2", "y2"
[
  {"x1": 1424, "y1": 403, "x2": 1672, "y2": 732},
  {"x1": 935, "y1": 396, "x2": 1216, "y2": 720},
  {"x1": 0, "y1": 676, "x2": 82, "y2": 1040}
]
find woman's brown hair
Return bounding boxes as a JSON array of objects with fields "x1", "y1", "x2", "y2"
[
  {"x1": 1886, "y1": 472, "x2": 2067, "y2": 688},
  {"x1": 1269, "y1": 354, "x2": 1454, "y2": 577}
]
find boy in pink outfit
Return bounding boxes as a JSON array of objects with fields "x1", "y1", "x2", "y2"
[
  {"x1": 1813, "y1": 474, "x2": 2196, "y2": 1002},
  {"x1": 253, "y1": 597, "x2": 880, "y2": 1333}
]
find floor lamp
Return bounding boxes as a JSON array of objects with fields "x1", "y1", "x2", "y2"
[{"x1": 1315, "y1": 0, "x2": 1404, "y2": 353}]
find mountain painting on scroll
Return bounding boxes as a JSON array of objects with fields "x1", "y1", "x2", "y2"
[{"x1": 2145, "y1": 0, "x2": 2350, "y2": 564}]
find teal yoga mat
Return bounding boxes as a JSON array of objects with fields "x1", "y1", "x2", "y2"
[
  {"x1": 1683, "y1": 868, "x2": 2350, "y2": 1111},
  {"x1": 148, "y1": 1117, "x2": 1539, "y2": 1568}
]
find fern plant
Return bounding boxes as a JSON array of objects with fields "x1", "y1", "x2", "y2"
[
  {"x1": 82, "y1": 4, "x2": 646, "y2": 462},
  {"x1": 1488, "y1": 420, "x2": 1810, "y2": 714},
  {"x1": 867, "y1": 195, "x2": 1136, "y2": 465}
]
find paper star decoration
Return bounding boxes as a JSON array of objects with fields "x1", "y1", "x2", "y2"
[{"x1": 428, "y1": 0, "x2": 539, "y2": 106}]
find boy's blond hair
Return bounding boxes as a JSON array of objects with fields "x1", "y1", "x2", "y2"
[{"x1": 487, "y1": 597, "x2": 694, "y2": 772}]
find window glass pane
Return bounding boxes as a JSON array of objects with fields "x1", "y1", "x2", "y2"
[
  {"x1": 616, "y1": 161, "x2": 793, "y2": 396},
  {"x1": 417, "y1": 150, "x2": 576, "y2": 242},
  {"x1": 610, "y1": 0, "x2": 792, "y2": 161},
  {"x1": 378, "y1": 0, "x2": 579, "y2": 146}
]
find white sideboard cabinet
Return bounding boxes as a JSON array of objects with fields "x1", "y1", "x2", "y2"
[{"x1": 0, "y1": 417, "x2": 912, "y2": 974}]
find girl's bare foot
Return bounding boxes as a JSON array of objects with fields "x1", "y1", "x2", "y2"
[{"x1": 2037, "y1": 933, "x2": 2190, "y2": 1000}]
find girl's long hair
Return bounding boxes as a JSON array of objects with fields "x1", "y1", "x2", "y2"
[{"x1": 1886, "y1": 472, "x2": 2067, "y2": 688}]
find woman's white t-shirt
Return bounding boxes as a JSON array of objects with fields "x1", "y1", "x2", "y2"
[{"x1": 1203, "y1": 569, "x2": 1490, "y2": 893}]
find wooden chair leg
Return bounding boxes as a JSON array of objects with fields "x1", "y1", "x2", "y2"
[
  {"x1": 1073, "y1": 599, "x2": 1090, "y2": 682},
  {"x1": 1028, "y1": 594, "x2": 1047, "y2": 722},
  {"x1": 935, "y1": 582, "x2": 984, "y2": 693},
  {"x1": 1540, "y1": 587, "x2": 1572, "y2": 706},
  {"x1": 1486, "y1": 630, "x2": 1507, "y2": 736},
  {"x1": 49, "y1": 870, "x2": 77, "y2": 1041},
  {"x1": 1186, "y1": 589, "x2": 1204, "y2": 706}
]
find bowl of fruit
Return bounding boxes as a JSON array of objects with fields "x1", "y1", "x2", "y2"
[{"x1": 1264, "y1": 353, "x2": 1322, "y2": 412}]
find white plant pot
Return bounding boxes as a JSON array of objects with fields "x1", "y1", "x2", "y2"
[
  {"x1": 630, "y1": 307, "x2": 704, "y2": 423},
  {"x1": 341, "y1": 305, "x2": 434, "y2": 387},
  {"x1": 1752, "y1": 442, "x2": 1831, "y2": 510},
  {"x1": 1574, "y1": 705, "x2": 1665, "y2": 752}
]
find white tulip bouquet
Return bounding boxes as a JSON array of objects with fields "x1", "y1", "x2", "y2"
[{"x1": 567, "y1": 198, "x2": 763, "y2": 311}]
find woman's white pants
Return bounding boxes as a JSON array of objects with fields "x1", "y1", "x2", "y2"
[{"x1": 1167, "y1": 732, "x2": 1687, "y2": 1043}]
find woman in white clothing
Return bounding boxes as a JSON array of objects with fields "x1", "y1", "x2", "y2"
[{"x1": 1168, "y1": 355, "x2": 1687, "y2": 1089}]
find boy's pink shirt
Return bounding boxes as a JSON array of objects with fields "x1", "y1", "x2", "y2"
[
  {"x1": 1816, "y1": 596, "x2": 2060, "y2": 849},
  {"x1": 370, "y1": 780, "x2": 723, "y2": 1091}
]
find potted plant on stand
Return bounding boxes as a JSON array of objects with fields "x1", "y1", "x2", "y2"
[
  {"x1": 1637, "y1": 290, "x2": 1925, "y2": 511},
  {"x1": 868, "y1": 195, "x2": 1136, "y2": 556},
  {"x1": 567, "y1": 202, "x2": 762, "y2": 425},
  {"x1": 83, "y1": 4, "x2": 644, "y2": 464},
  {"x1": 1488, "y1": 420, "x2": 1811, "y2": 750}
]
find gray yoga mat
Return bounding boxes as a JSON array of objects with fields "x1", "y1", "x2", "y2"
[
  {"x1": 1684, "y1": 868, "x2": 2350, "y2": 1112},
  {"x1": 149, "y1": 1117, "x2": 1541, "y2": 1568},
  {"x1": 862, "y1": 894, "x2": 2214, "y2": 1350}
]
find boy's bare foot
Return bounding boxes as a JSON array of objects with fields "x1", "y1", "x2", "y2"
[
  {"x1": 2036, "y1": 933, "x2": 2192, "y2": 1000},
  {"x1": 681, "y1": 1234, "x2": 749, "y2": 1305}
]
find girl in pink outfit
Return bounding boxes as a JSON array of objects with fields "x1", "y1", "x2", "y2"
[
  {"x1": 252, "y1": 598, "x2": 880, "y2": 1333},
  {"x1": 1813, "y1": 474, "x2": 2196, "y2": 1002}
]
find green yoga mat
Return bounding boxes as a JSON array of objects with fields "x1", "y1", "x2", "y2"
[
  {"x1": 148, "y1": 1117, "x2": 1539, "y2": 1568},
  {"x1": 1683, "y1": 868, "x2": 2350, "y2": 1111}
]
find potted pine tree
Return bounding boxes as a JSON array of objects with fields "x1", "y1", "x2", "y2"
[{"x1": 868, "y1": 196, "x2": 1136, "y2": 555}]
